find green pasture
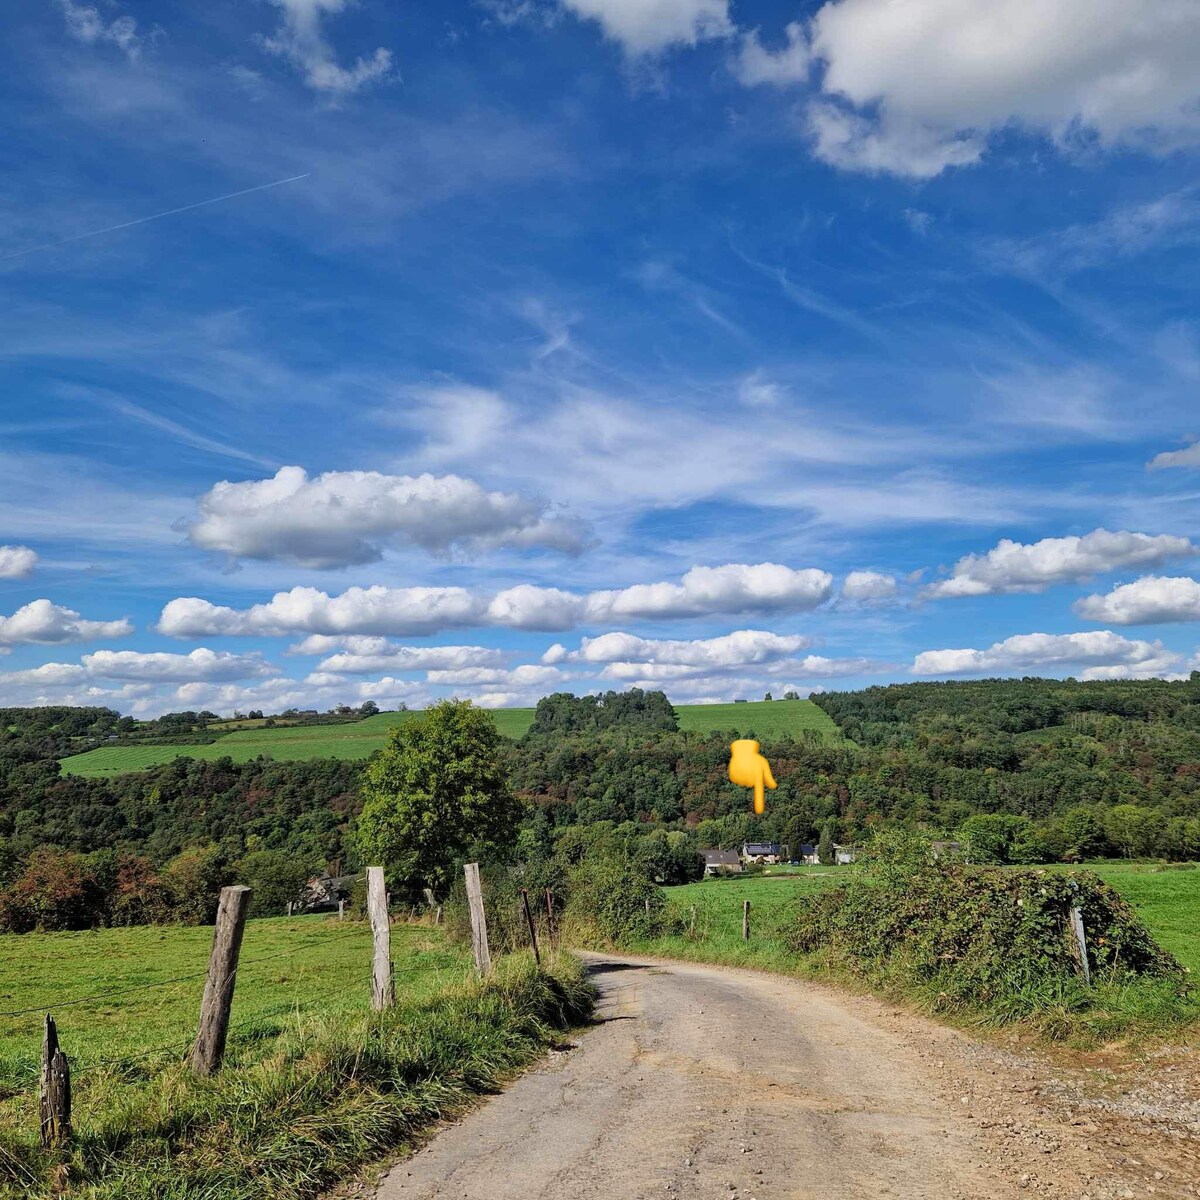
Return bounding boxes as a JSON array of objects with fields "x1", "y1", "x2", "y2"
[
  {"x1": 59, "y1": 698, "x2": 837, "y2": 778},
  {"x1": 0, "y1": 915, "x2": 470, "y2": 1089}
]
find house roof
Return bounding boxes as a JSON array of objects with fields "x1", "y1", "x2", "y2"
[
  {"x1": 742, "y1": 842, "x2": 781, "y2": 855},
  {"x1": 703, "y1": 848, "x2": 740, "y2": 866}
]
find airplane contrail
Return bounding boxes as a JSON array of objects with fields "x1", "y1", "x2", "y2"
[{"x1": 0, "y1": 172, "x2": 311, "y2": 263}]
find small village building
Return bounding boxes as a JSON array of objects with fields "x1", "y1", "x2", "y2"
[
  {"x1": 702, "y1": 849, "x2": 742, "y2": 877},
  {"x1": 833, "y1": 844, "x2": 857, "y2": 865},
  {"x1": 740, "y1": 842, "x2": 784, "y2": 865},
  {"x1": 798, "y1": 843, "x2": 818, "y2": 865}
]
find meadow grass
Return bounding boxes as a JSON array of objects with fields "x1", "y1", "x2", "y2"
[
  {"x1": 0, "y1": 921, "x2": 592, "y2": 1200},
  {"x1": 60, "y1": 699, "x2": 837, "y2": 778}
]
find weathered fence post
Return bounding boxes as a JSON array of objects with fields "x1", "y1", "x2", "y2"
[
  {"x1": 367, "y1": 866, "x2": 395, "y2": 1011},
  {"x1": 39, "y1": 1014, "x2": 71, "y2": 1149},
  {"x1": 544, "y1": 888, "x2": 557, "y2": 948},
  {"x1": 287, "y1": 901, "x2": 294, "y2": 918},
  {"x1": 689, "y1": 905, "x2": 697, "y2": 936},
  {"x1": 644, "y1": 897, "x2": 651, "y2": 916},
  {"x1": 435, "y1": 904, "x2": 443, "y2": 926},
  {"x1": 519, "y1": 889, "x2": 541, "y2": 965},
  {"x1": 191, "y1": 884, "x2": 251, "y2": 1076},
  {"x1": 338, "y1": 898, "x2": 345, "y2": 922},
  {"x1": 1069, "y1": 905, "x2": 1091, "y2": 986},
  {"x1": 742, "y1": 899, "x2": 751, "y2": 941},
  {"x1": 464, "y1": 862, "x2": 491, "y2": 975}
]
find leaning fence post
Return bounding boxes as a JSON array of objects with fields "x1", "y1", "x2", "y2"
[
  {"x1": 39, "y1": 1014, "x2": 71, "y2": 1149},
  {"x1": 690, "y1": 905, "x2": 697, "y2": 935},
  {"x1": 367, "y1": 866, "x2": 395, "y2": 1011},
  {"x1": 1069, "y1": 905, "x2": 1091, "y2": 986},
  {"x1": 520, "y1": 888, "x2": 541, "y2": 965},
  {"x1": 742, "y1": 899, "x2": 751, "y2": 941},
  {"x1": 191, "y1": 884, "x2": 251, "y2": 1076},
  {"x1": 464, "y1": 862, "x2": 491, "y2": 975}
]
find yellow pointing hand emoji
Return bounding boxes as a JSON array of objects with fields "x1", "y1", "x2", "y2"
[{"x1": 728, "y1": 739, "x2": 777, "y2": 815}]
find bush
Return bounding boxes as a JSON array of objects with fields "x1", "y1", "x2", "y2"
[
  {"x1": 0, "y1": 848, "x2": 106, "y2": 932},
  {"x1": 562, "y1": 853, "x2": 665, "y2": 943},
  {"x1": 789, "y1": 847, "x2": 1185, "y2": 1017},
  {"x1": 443, "y1": 860, "x2": 529, "y2": 956}
]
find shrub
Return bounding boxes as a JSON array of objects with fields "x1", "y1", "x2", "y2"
[
  {"x1": 0, "y1": 847, "x2": 106, "y2": 932},
  {"x1": 562, "y1": 853, "x2": 665, "y2": 943}
]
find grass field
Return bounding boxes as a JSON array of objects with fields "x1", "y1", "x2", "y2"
[
  {"x1": 0, "y1": 919, "x2": 591, "y2": 1200},
  {"x1": 0, "y1": 915, "x2": 469, "y2": 1088},
  {"x1": 59, "y1": 698, "x2": 838, "y2": 778}
]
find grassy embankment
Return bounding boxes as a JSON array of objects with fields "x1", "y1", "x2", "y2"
[
  {"x1": 60, "y1": 698, "x2": 839, "y2": 778},
  {"x1": 628, "y1": 862, "x2": 1200, "y2": 1042},
  {"x1": 0, "y1": 916, "x2": 592, "y2": 1200}
]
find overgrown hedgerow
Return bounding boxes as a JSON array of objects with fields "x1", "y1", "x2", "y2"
[{"x1": 0, "y1": 953, "x2": 593, "y2": 1200}]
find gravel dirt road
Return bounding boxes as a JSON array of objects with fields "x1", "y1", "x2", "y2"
[{"x1": 370, "y1": 955, "x2": 1197, "y2": 1200}]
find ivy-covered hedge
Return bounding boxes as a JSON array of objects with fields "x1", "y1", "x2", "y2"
[{"x1": 789, "y1": 860, "x2": 1185, "y2": 1014}]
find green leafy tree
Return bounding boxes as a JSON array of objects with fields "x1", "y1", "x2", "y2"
[
  {"x1": 236, "y1": 849, "x2": 314, "y2": 916},
  {"x1": 357, "y1": 700, "x2": 521, "y2": 897},
  {"x1": 817, "y1": 819, "x2": 837, "y2": 866}
]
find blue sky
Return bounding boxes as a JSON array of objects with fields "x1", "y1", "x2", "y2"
[{"x1": 1, "y1": 0, "x2": 1199, "y2": 716}]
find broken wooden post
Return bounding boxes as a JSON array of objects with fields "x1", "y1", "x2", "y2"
[
  {"x1": 1069, "y1": 905, "x2": 1091, "y2": 986},
  {"x1": 191, "y1": 884, "x2": 251, "y2": 1076},
  {"x1": 742, "y1": 899, "x2": 750, "y2": 941},
  {"x1": 367, "y1": 866, "x2": 395, "y2": 1011},
  {"x1": 39, "y1": 1014, "x2": 71, "y2": 1149},
  {"x1": 464, "y1": 862, "x2": 491, "y2": 975},
  {"x1": 520, "y1": 888, "x2": 541, "y2": 966}
]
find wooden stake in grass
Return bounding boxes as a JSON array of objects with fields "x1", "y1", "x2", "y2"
[
  {"x1": 742, "y1": 899, "x2": 751, "y2": 941},
  {"x1": 1069, "y1": 905, "x2": 1091, "y2": 986},
  {"x1": 519, "y1": 888, "x2": 541, "y2": 965},
  {"x1": 338, "y1": 898, "x2": 345, "y2": 921},
  {"x1": 367, "y1": 866, "x2": 395, "y2": 1011},
  {"x1": 464, "y1": 862, "x2": 491, "y2": 976},
  {"x1": 39, "y1": 1014, "x2": 71, "y2": 1149},
  {"x1": 689, "y1": 905, "x2": 697, "y2": 936},
  {"x1": 191, "y1": 884, "x2": 251, "y2": 1076}
]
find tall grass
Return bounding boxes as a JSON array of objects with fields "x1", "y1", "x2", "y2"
[{"x1": 0, "y1": 952, "x2": 592, "y2": 1200}]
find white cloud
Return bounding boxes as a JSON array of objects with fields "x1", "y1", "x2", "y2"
[
  {"x1": 1074, "y1": 575, "x2": 1200, "y2": 625},
  {"x1": 912, "y1": 630, "x2": 1182, "y2": 679},
  {"x1": 0, "y1": 600, "x2": 132, "y2": 646},
  {"x1": 1148, "y1": 439, "x2": 1200, "y2": 470},
  {"x1": 733, "y1": 22, "x2": 809, "y2": 86},
  {"x1": 570, "y1": 629, "x2": 810, "y2": 667},
  {"x1": 262, "y1": 0, "x2": 393, "y2": 95},
  {"x1": 924, "y1": 529, "x2": 1193, "y2": 599},
  {"x1": 188, "y1": 466, "x2": 588, "y2": 567},
  {"x1": 158, "y1": 563, "x2": 834, "y2": 638},
  {"x1": 57, "y1": 0, "x2": 144, "y2": 60},
  {"x1": 81, "y1": 648, "x2": 274, "y2": 683},
  {"x1": 314, "y1": 643, "x2": 507, "y2": 674},
  {"x1": 842, "y1": 570, "x2": 897, "y2": 602},
  {"x1": 0, "y1": 546, "x2": 37, "y2": 580},
  {"x1": 559, "y1": 0, "x2": 732, "y2": 55},
  {"x1": 0, "y1": 663, "x2": 89, "y2": 690},
  {"x1": 424, "y1": 664, "x2": 565, "y2": 687},
  {"x1": 803, "y1": 0, "x2": 1200, "y2": 177}
]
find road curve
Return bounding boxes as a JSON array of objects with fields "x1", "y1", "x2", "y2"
[{"x1": 371, "y1": 953, "x2": 1090, "y2": 1200}]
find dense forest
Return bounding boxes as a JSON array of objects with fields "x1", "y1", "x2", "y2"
[{"x1": 2, "y1": 677, "x2": 1199, "y2": 929}]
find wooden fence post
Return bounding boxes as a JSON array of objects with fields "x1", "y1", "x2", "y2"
[
  {"x1": 464, "y1": 862, "x2": 491, "y2": 975},
  {"x1": 338, "y1": 898, "x2": 345, "y2": 922},
  {"x1": 544, "y1": 888, "x2": 557, "y2": 948},
  {"x1": 435, "y1": 904, "x2": 443, "y2": 926},
  {"x1": 689, "y1": 905, "x2": 697, "y2": 935},
  {"x1": 742, "y1": 899, "x2": 750, "y2": 941},
  {"x1": 367, "y1": 866, "x2": 395, "y2": 1011},
  {"x1": 519, "y1": 889, "x2": 541, "y2": 965},
  {"x1": 39, "y1": 1014, "x2": 71, "y2": 1149},
  {"x1": 191, "y1": 884, "x2": 251, "y2": 1076},
  {"x1": 287, "y1": 901, "x2": 294, "y2": 918},
  {"x1": 1069, "y1": 906, "x2": 1091, "y2": 986}
]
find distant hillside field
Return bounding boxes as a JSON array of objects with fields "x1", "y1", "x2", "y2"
[{"x1": 59, "y1": 698, "x2": 836, "y2": 778}]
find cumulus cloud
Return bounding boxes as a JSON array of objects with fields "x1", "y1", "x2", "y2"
[
  {"x1": 0, "y1": 600, "x2": 132, "y2": 646},
  {"x1": 81, "y1": 648, "x2": 274, "y2": 683},
  {"x1": 924, "y1": 530, "x2": 1193, "y2": 599},
  {"x1": 1074, "y1": 575, "x2": 1200, "y2": 625},
  {"x1": 57, "y1": 0, "x2": 144, "y2": 60},
  {"x1": 769, "y1": 0, "x2": 1200, "y2": 177},
  {"x1": 733, "y1": 22, "x2": 809, "y2": 86},
  {"x1": 0, "y1": 546, "x2": 37, "y2": 580},
  {"x1": 1148, "y1": 439, "x2": 1200, "y2": 470},
  {"x1": 570, "y1": 629, "x2": 810, "y2": 667},
  {"x1": 262, "y1": 0, "x2": 393, "y2": 95},
  {"x1": 841, "y1": 570, "x2": 897, "y2": 602},
  {"x1": 314, "y1": 643, "x2": 507, "y2": 674},
  {"x1": 158, "y1": 564, "x2": 834, "y2": 639},
  {"x1": 187, "y1": 466, "x2": 588, "y2": 568},
  {"x1": 912, "y1": 630, "x2": 1182, "y2": 679},
  {"x1": 424, "y1": 664, "x2": 565, "y2": 687},
  {"x1": 559, "y1": 0, "x2": 732, "y2": 55}
]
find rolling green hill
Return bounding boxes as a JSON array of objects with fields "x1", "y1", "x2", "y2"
[{"x1": 59, "y1": 698, "x2": 837, "y2": 778}]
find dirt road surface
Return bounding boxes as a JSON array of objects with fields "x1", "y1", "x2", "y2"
[{"x1": 371, "y1": 955, "x2": 1197, "y2": 1200}]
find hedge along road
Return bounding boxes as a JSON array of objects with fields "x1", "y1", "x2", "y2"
[{"x1": 372, "y1": 954, "x2": 1186, "y2": 1200}]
